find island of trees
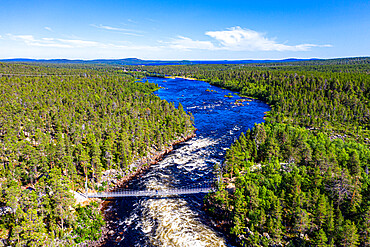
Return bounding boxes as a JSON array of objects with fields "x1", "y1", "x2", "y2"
[{"x1": 140, "y1": 57, "x2": 370, "y2": 246}]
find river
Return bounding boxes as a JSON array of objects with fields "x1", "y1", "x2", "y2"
[{"x1": 103, "y1": 76, "x2": 270, "y2": 246}]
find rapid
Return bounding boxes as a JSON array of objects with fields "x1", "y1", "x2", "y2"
[{"x1": 104, "y1": 77, "x2": 270, "y2": 246}]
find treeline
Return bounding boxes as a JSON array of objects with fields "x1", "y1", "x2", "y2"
[
  {"x1": 138, "y1": 56, "x2": 370, "y2": 74},
  {"x1": 0, "y1": 63, "x2": 194, "y2": 245},
  {"x1": 139, "y1": 63, "x2": 370, "y2": 246},
  {"x1": 0, "y1": 62, "x2": 131, "y2": 77}
]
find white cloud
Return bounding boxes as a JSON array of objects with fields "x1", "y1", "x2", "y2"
[
  {"x1": 168, "y1": 27, "x2": 331, "y2": 52},
  {"x1": 9, "y1": 34, "x2": 64, "y2": 48},
  {"x1": 206, "y1": 26, "x2": 331, "y2": 51},
  {"x1": 168, "y1": 36, "x2": 216, "y2": 50},
  {"x1": 91, "y1": 24, "x2": 143, "y2": 36},
  {"x1": 1, "y1": 26, "x2": 332, "y2": 59},
  {"x1": 44, "y1": 27, "x2": 53, "y2": 32},
  {"x1": 127, "y1": 19, "x2": 137, "y2": 24},
  {"x1": 57, "y1": 38, "x2": 101, "y2": 47},
  {"x1": 145, "y1": 18, "x2": 159, "y2": 23},
  {"x1": 42, "y1": 37, "x2": 54, "y2": 41},
  {"x1": 5, "y1": 33, "x2": 162, "y2": 53},
  {"x1": 8, "y1": 34, "x2": 103, "y2": 48}
]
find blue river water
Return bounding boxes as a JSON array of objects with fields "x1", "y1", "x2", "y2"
[
  {"x1": 153, "y1": 76, "x2": 269, "y2": 147},
  {"x1": 105, "y1": 76, "x2": 270, "y2": 246}
]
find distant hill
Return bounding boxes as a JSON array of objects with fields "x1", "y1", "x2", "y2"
[
  {"x1": 0, "y1": 57, "x2": 319, "y2": 65},
  {"x1": 0, "y1": 57, "x2": 369, "y2": 66}
]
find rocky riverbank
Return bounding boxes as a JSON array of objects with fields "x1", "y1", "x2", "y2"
[{"x1": 87, "y1": 131, "x2": 196, "y2": 246}]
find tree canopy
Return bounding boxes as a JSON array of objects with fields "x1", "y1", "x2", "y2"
[{"x1": 0, "y1": 62, "x2": 194, "y2": 245}]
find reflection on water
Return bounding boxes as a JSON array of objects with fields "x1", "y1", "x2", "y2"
[{"x1": 105, "y1": 77, "x2": 270, "y2": 246}]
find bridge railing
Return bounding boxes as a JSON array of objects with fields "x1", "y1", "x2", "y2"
[{"x1": 86, "y1": 184, "x2": 215, "y2": 198}]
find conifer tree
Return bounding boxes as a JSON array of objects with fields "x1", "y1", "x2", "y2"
[
  {"x1": 314, "y1": 229, "x2": 328, "y2": 247},
  {"x1": 340, "y1": 220, "x2": 360, "y2": 247}
]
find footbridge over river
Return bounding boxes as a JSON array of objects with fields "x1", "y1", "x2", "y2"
[{"x1": 86, "y1": 184, "x2": 216, "y2": 198}]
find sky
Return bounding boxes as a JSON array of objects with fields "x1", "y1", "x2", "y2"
[{"x1": 0, "y1": 0, "x2": 369, "y2": 60}]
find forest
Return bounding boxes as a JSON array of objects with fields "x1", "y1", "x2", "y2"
[
  {"x1": 1, "y1": 58, "x2": 369, "y2": 246},
  {"x1": 0, "y1": 63, "x2": 194, "y2": 246},
  {"x1": 139, "y1": 58, "x2": 370, "y2": 246}
]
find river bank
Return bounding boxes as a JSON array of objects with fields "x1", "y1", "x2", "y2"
[
  {"x1": 86, "y1": 131, "x2": 197, "y2": 246},
  {"x1": 87, "y1": 75, "x2": 269, "y2": 246},
  {"x1": 164, "y1": 75, "x2": 198, "y2": 80},
  {"x1": 143, "y1": 73, "x2": 197, "y2": 81}
]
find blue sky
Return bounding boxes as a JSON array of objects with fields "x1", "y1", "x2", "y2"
[{"x1": 0, "y1": 0, "x2": 369, "y2": 60}]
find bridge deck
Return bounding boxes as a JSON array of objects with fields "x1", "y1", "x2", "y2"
[{"x1": 86, "y1": 187, "x2": 214, "y2": 198}]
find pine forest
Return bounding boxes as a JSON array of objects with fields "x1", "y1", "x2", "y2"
[
  {"x1": 0, "y1": 57, "x2": 370, "y2": 246},
  {"x1": 0, "y1": 63, "x2": 195, "y2": 245},
  {"x1": 141, "y1": 58, "x2": 370, "y2": 246}
]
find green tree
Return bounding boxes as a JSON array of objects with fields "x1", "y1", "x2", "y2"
[
  {"x1": 313, "y1": 229, "x2": 328, "y2": 247},
  {"x1": 340, "y1": 220, "x2": 360, "y2": 247}
]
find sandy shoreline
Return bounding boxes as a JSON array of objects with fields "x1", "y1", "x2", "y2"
[{"x1": 163, "y1": 75, "x2": 198, "y2": 80}]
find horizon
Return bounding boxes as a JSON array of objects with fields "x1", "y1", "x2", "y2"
[
  {"x1": 2, "y1": 57, "x2": 324, "y2": 61},
  {"x1": 1, "y1": 56, "x2": 369, "y2": 64},
  {"x1": 1, "y1": 0, "x2": 369, "y2": 60}
]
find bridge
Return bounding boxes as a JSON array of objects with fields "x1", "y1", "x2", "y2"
[{"x1": 86, "y1": 186, "x2": 215, "y2": 198}]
